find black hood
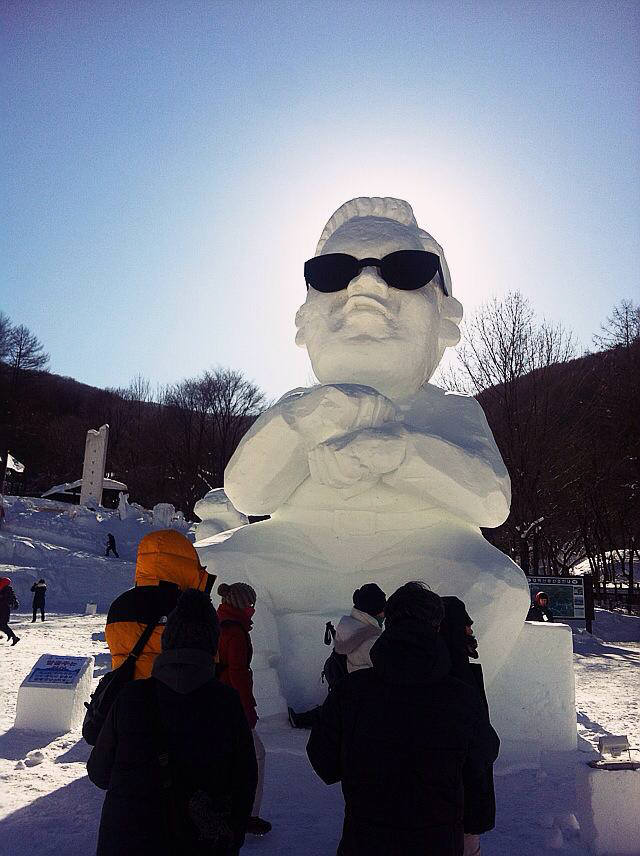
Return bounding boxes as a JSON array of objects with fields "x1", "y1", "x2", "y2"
[
  {"x1": 151, "y1": 648, "x2": 216, "y2": 694},
  {"x1": 370, "y1": 618, "x2": 451, "y2": 686}
]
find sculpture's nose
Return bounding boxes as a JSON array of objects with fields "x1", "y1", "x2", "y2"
[{"x1": 346, "y1": 266, "x2": 389, "y2": 298}]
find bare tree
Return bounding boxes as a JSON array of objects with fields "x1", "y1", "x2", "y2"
[
  {"x1": 0, "y1": 312, "x2": 13, "y2": 362},
  {"x1": 6, "y1": 324, "x2": 49, "y2": 375},
  {"x1": 450, "y1": 292, "x2": 574, "y2": 394},
  {"x1": 447, "y1": 291, "x2": 579, "y2": 573},
  {"x1": 201, "y1": 368, "x2": 266, "y2": 487},
  {"x1": 126, "y1": 374, "x2": 152, "y2": 404},
  {"x1": 593, "y1": 298, "x2": 640, "y2": 351},
  {"x1": 156, "y1": 367, "x2": 266, "y2": 514}
]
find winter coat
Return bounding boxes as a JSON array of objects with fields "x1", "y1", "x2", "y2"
[
  {"x1": 87, "y1": 648, "x2": 258, "y2": 856},
  {"x1": 526, "y1": 603, "x2": 554, "y2": 622},
  {"x1": 441, "y1": 597, "x2": 496, "y2": 836},
  {"x1": 0, "y1": 583, "x2": 19, "y2": 624},
  {"x1": 31, "y1": 582, "x2": 47, "y2": 606},
  {"x1": 216, "y1": 603, "x2": 257, "y2": 729},
  {"x1": 307, "y1": 618, "x2": 500, "y2": 856},
  {"x1": 334, "y1": 608, "x2": 382, "y2": 673},
  {"x1": 106, "y1": 530, "x2": 215, "y2": 679}
]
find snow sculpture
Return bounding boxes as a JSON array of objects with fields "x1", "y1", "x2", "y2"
[
  {"x1": 197, "y1": 197, "x2": 531, "y2": 711},
  {"x1": 15, "y1": 654, "x2": 94, "y2": 732},
  {"x1": 193, "y1": 488, "x2": 248, "y2": 541},
  {"x1": 80, "y1": 425, "x2": 109, "y2": 508},
  {"x1": 117, "y1": 491, "x2": 134, "y2": 521},
  {"x1": 152, "y1": 502, "x2": 175, "y2": 528}
]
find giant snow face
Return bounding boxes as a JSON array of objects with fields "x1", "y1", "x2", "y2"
[{"x1": 295, "y1": 216, "x2": 445, "y2": 401}]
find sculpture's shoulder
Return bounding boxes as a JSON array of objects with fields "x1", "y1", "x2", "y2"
[
  {"x1": 403, "y1": 384, "x2": 495, "y2": 448},
  {"x1": 275, "y1": 386, "x2": 313, "y2": 405}
]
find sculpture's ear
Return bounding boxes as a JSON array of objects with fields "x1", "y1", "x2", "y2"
[
  {"x1": 294, "y1": 306, "x2": 307, "y2": 348},
  {"x1": 438, "y1": 296, "x2": 463, "y2": 348}
]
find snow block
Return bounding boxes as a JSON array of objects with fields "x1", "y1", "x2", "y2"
[
  {"x1": 15, "y1": 654, "x2": 94, "y2": 733},
  {"x1": 488, "y1": 621, "x2": 575, "y2": 758},
  {"x1": 583, "y1": 768, "x2": 640, "y2": 854}
]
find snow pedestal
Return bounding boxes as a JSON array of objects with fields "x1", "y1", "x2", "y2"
[
  {"x1": 579, "y1": 767, "x2": 640, "y2": 855},
  {"x1": 488, "y1": 621, "x2": 576, "y2": 763},
  {"x1": 15, "y1": 654, "x2": 94, "y2": 732}
]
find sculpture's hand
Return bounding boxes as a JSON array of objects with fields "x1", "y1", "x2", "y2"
[
  {"x1": 308, "y1": 425, "x2": 407, "y2": 489},
  {"x1": 281, "y1": 384, "x2": 398, "y2": 449}
]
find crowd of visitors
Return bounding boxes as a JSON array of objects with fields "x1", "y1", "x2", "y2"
[{"x1": 83, "y1": 528, "x2": 502, "y2": 855}]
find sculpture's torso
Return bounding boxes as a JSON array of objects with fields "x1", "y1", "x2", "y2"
[{"x1": 197, "y1": 382, "x2": 530, "y2": 708}]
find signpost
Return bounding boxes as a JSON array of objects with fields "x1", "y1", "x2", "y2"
[{"x1": 527, "y1": 575, "x2": 594, "y2": 633}]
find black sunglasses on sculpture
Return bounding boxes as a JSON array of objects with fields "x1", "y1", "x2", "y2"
[{"x1": 304, "y1": 250, "x2": 448, "y2": 296}]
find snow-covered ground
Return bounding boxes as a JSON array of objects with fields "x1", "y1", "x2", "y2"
[{"x1": 1, "y1": 498, "x2": 639, "y2": 855}]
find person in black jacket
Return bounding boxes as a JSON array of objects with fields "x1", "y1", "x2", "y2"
[
  {"x1": 441, "y1": 596, "x2": 497, "y2": 855},
  {"x1": 526, "y1": 591, "x2": 554, "y2": 623},
  {"x1": 307, "y1": 581, "x2": 500, "y2": 856},
  {"x1": 31, "y1": 579, "x2": 47, "y2": 622},
  {"x1": 88, "y1": 589, "x2": 258, "y2": 856},
  {"x1": 0, "y1": 577, "x2": 20, "y2": 645},
  {"x1": 105, "y1": 533, "x2": 119, "y2": 558}
]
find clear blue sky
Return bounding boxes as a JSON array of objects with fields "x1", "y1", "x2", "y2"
[{"x1": 3, "y1": 0, "x2": 639, "y2": 401}]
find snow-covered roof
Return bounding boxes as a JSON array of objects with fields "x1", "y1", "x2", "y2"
[{"x1": 42, "y1": 478, "x2": 128, "y2": 498}]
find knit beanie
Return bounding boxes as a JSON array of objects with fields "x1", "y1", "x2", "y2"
[
  {"x1": 218, "y1": 582, "x2": 256, "y2": 609},
  {"x1": 384, "y1": 581, "x2": 444, "y2": 632},
  {"x1": 161, "y1": 589, "x2": 220, "y2": 653},
  {"x1": 353, "y1": 583, "x2": 387, "y2": 617}
]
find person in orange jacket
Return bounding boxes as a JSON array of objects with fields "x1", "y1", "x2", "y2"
[
  {"x1": 106, "y1": 530, "x2": 216, "y2": 679},
  {"x1": 217, "y1": 581, "x2": 272, "y2": 838}
]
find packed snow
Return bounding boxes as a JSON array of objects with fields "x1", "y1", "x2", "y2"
[{"x1": 1, "y1": 497, "x2": 639, "y2": 855}]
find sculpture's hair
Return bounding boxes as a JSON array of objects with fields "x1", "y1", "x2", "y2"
[{"x1": 314, "y1": 196, "x2": 453, "y2": 297}]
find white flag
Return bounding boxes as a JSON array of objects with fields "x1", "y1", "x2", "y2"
[{"x1": 6, "y1": 453, "x2": 25, "y2": 473}]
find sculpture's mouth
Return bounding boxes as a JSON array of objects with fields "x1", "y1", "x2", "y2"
[{"x1": 342, "y1": 295, "x2": 392, "y2": 319}]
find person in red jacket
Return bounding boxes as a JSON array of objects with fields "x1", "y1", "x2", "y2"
[{"x1": 217, "y1": 581, "x2": 271, "y2": 837}]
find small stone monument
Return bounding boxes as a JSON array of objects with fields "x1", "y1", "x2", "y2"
[
  {"x1": 15, "y1": 654, "x2": 94, "y2": 732},
  {"x1": 80, "y1": 424, "x2": 109, "y2": 508}
]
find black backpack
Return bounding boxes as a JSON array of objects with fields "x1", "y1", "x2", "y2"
[
  {"x1": 82, "y1": 619, "x2": 158, "y2": 745},
  {"x1": 320, "y1": 620, "x2": 348, "y2": 689},
  {"x1": 321, "y1": 649, "x2": 348, "y2": 688},
  {"x1": 1, "y1": 587, "x2": 19, "y2": 610}
]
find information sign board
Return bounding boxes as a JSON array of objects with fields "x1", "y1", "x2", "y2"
[
  {"x1": 528, "y1": 576, "x2": 585, "y2": 619},
  {"x1": 25, "y1": 655, "x2": 87, "y2": 686}
]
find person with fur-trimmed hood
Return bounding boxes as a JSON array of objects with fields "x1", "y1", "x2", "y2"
[
  {"x1": 216, "y1": 582, "x2": 271, "y2": 838},
  {"x1": 288, "y1": 583, "x2": 387, "y2": 730},
  {"x1": 88, "y1": 589, "x2": 257, "y2": 856},
  {"x1": 334, "y1": 583, "x2": 386, "y2": 672},
  {"x1": 105, "y1": 530, "x2": 216, "y2": 680},
  {"x1": 526, "y1": 591, "x2": 554, "y2": 623},
  {"x1": 307, "y1": 581, "x2": 499, "y2": 856}
]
